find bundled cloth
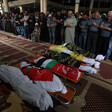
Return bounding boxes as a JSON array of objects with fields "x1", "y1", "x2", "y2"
[
  {"x1": 46, "y1": 44, "x2": 105, "y2": 69},
  {"x1": 63, "y1": 43, "x2": 104, "y2": 60},
  {"x1": 21, "y1": 62, "x2": 67, "y2": 94},
  {"x1": 0, "y1": 65, "x2": 53, "y2": 111},
  {"x1": 29, "y1": 55, "x2": 83, "y2": 81},
  {"x1": 44, "y1": 45, "x2": 105, "y2": 74},
  {"x1": 64, "y1": 43, "x2": 105, "y2": 62}
]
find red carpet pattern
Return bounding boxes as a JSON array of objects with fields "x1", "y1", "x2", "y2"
[
  {"x1": 100, "y1": 62, "x2": 112, "y2": 79},
  {"x1": 89, "y1": 61, "x2": 112, "y2": 86},
  {"x1": 65, "y1": 78, "x2": 88, "y2": 96},
  {"x1": 0, "y1": 33, "x2": 52, "y2": 112},
  {"x1": 0, "y1": 32, "x2": 112, "y2": 112},
  {"x1": 0, "y1": 34, "x2": 51, "y2": 66},
  {"x1": 81, "y1": 83, "x2": 112, "y2": 112}
]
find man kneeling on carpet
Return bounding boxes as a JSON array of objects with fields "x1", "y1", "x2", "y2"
[{"x1": 31, "y1": 23, "x2": 40, "y2": 42}]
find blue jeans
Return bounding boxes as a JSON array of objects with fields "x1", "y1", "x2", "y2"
[
  {"x1": 24, "y1": 25, "x2": 29, "y2": 38},
  {"x1": 79, "y1": 32, "x2": 87, "y2": 50},
  {"x1": 105, "y1": 37, "x2": 112, "y2": 59},
  {"x1": 48, "y1": 28, "x2": 55, "y2": 44},
  {"x1": 20, "y1": 26, "x2": 24, "y2": 36},
  {"x1": 16, "y1": 26, "x2": 20, "y2": 35}
]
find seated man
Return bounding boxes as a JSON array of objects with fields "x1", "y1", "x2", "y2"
[{"x1": 31, "y1": 23, "x2": 40, "y2": 42}]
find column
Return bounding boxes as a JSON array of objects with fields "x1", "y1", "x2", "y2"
[
  {"x1": 3, "y1": 0, "x2": 9, "y2": 13},
  {"x1": 98, "y1": 0, "x2": 101, "y2": 8},
  {"x1": 74, "y1": 0, "x2": 80, "y2": 13},
  {"x1": 40, "y1": 0, "x2": 47, "y2": 14},
  {"x1": 19, "y1": 6, "x2": 23, "y2": 13},
  {"x1": 89, "y1": 0, "x2": 94, "y2": 15},
  {"x1": 0, "y1": 2, "x2": 3, "y2": 13}
]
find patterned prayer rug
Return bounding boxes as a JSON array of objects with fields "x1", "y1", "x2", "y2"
[{"x1": 0, "y1": 31, "x2": 112, "y2": 112}]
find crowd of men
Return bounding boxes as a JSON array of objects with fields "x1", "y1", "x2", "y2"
[{"x1": 0, "y1": 10, "x2": 112, "y2": 59}]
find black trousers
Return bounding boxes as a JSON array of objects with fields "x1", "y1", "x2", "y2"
[
  {"x1": 55, "y1": 27, "x2": 61, "y2": 44},
  {"x1": 97, "y1": 36, "x2": 110, "y2": 55},
  {"x1": 86, "y1": 31, "x2": 98, "y2": 53}
]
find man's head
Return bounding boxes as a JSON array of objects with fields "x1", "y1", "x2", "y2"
[
  {"x1": 68, "y1": 11, "x2": 73, "y2": 18},
  {"x1": 82, "y1": 13, "x2": 88, "y2": 19},
  {"x1": 90, "y1": 11, "x2": 95, "y2": 18},
  {"x1": 57, "y1": 11, "x2": 61, "y2": 16},
  {"x1": 94, "y1": 11, "x2": 100, "y2": 19},
  {"x1": 5, "y1": 14, "x2": 7, "y2": 17},
  {"x1": 107, "y1": 11, "x2": 112, "y2": 21},
  {"x1": 35, "y1": 23, "x2": 39, "y2": 26},
  {"x1": 11, "y1": 12, "x2": 15, "y2": 16},
  {"x1": 61, "y1": 9, "x2": 67, "y2": 14},
  {"x1": 48, "y1": 14, "x2": 52, "y2": 20},
  {"x1": 47, "y1": 11, "x2": 50, "y2": 16},
  {"x1": 20, "y1": 12, "x2": 23, "y2": 17},
  {"x1": 24, "y1": 11, "x2": 28, "y2": 15},
  {"x1": 15, "y1": 14, "x2": 19, "y2": 18}
]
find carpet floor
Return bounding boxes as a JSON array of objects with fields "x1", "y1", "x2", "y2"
[{"x1": 0, "y1": 31, "x2": 112, "y2": 112}]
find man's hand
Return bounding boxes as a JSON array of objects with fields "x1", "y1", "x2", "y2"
[
  {"x1": 66, "y1": 24, "x2": 70, "y2": 27},
  {"x1": 29, "y1": 20, "x2": 33, "y2": 22},
  {"x1": 48, "y1": 25, "x2": 52, "y2": 28},
  {"x1": 81, "y1": 26, "x2": 84, "y2": 29},
  {"x1": 11, "y1": 20, "x2": 14, "y2": 23},
  {"x1": 40, "y1": 22, "x2": 43, "y2": 25},
  {"x1": 107, "y1": 28, "x2": 112, "y2": 31},
  {"x1": 93, "y1": 22, "x2": 97, "y2": 27},
  {"x1": 100, "y1": 24, "x2": 112, "y2": 31}
]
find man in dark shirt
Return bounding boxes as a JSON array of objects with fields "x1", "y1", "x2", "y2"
[
  {"x1": 0, "y1": 12, "x2": 3, "y2": 30},
  {"x1": 20, "y1": 13, "x2": 24, "y2": 36},
  {"x1": 38, "y1": 12, "x2": 47, "y2": 42},
  {"x1": 27, "y1": 12, "x2": 35, "y2": 39},
  {"x1": 15, "y1": 14, "x2": 21, "y2": 35},
  {"x1": 54, "y1": 11, "x2": 63, "y2": 44}
]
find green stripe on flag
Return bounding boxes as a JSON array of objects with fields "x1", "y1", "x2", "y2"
[{"x1": 46, "y1": 61, "x2": 58, "y2": 70}]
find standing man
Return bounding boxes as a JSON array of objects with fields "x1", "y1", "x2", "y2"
[
  {"x1": 97, "y1": 11, "x2": 112, "y2": 55},
  {"x1": 21, "y1": 11, "x2": 29, "y2": 39},
  {"x1": 54, "y1": 11, "x2": 63, "y2": 44},
  {"x1": 38, "y1": 13, "x2": 47, "y2": 42},
  {"x1": 27, "y1": 12, "x2": 35, "y2": 39},
  {"x1": 19, "y1": 13, "x2": 24, "y2": 36},
  {"x1": 105, "y1": 36, "x2": 112, "y2": 60},
  {"x1": 64, "y1": 11, "x2": 77, "y2": 43},
  {"x1": 15, "y1": 14, "x2": 21, "y2": 35},
  {"x1": 11, "y1": 12, "x2": 17, "y2": 34},
  {"x1": 47, "y1": 14, "x2": 57, "y2": 44},
  {"x1": 105, "y1": 11, "x2": 112, "y2": 60},
  {"x1": 87, "y1": 11, "x2": 102, "y2": 53},
  {"x1": 0, "y1": 12, "x2": 3, "y2": 30},
  {"x1": 79, "y1": 13, "x2": 89, "y2": 50}
]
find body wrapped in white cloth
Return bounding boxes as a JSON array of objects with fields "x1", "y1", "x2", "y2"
[
  {"x1": 0, "y1": 65, "x2": 53, "y2": 111},
  {"x1": 20, "y1": 62, "x2": 67, "y2": 94}
]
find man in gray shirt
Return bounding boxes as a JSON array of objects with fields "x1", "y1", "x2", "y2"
[
  {"x1": 87, "y1": 11, "x2": 102, "y2": 53},
  {"x1": 47, "y1": 14, "x2": 57, "y2": 44}
]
